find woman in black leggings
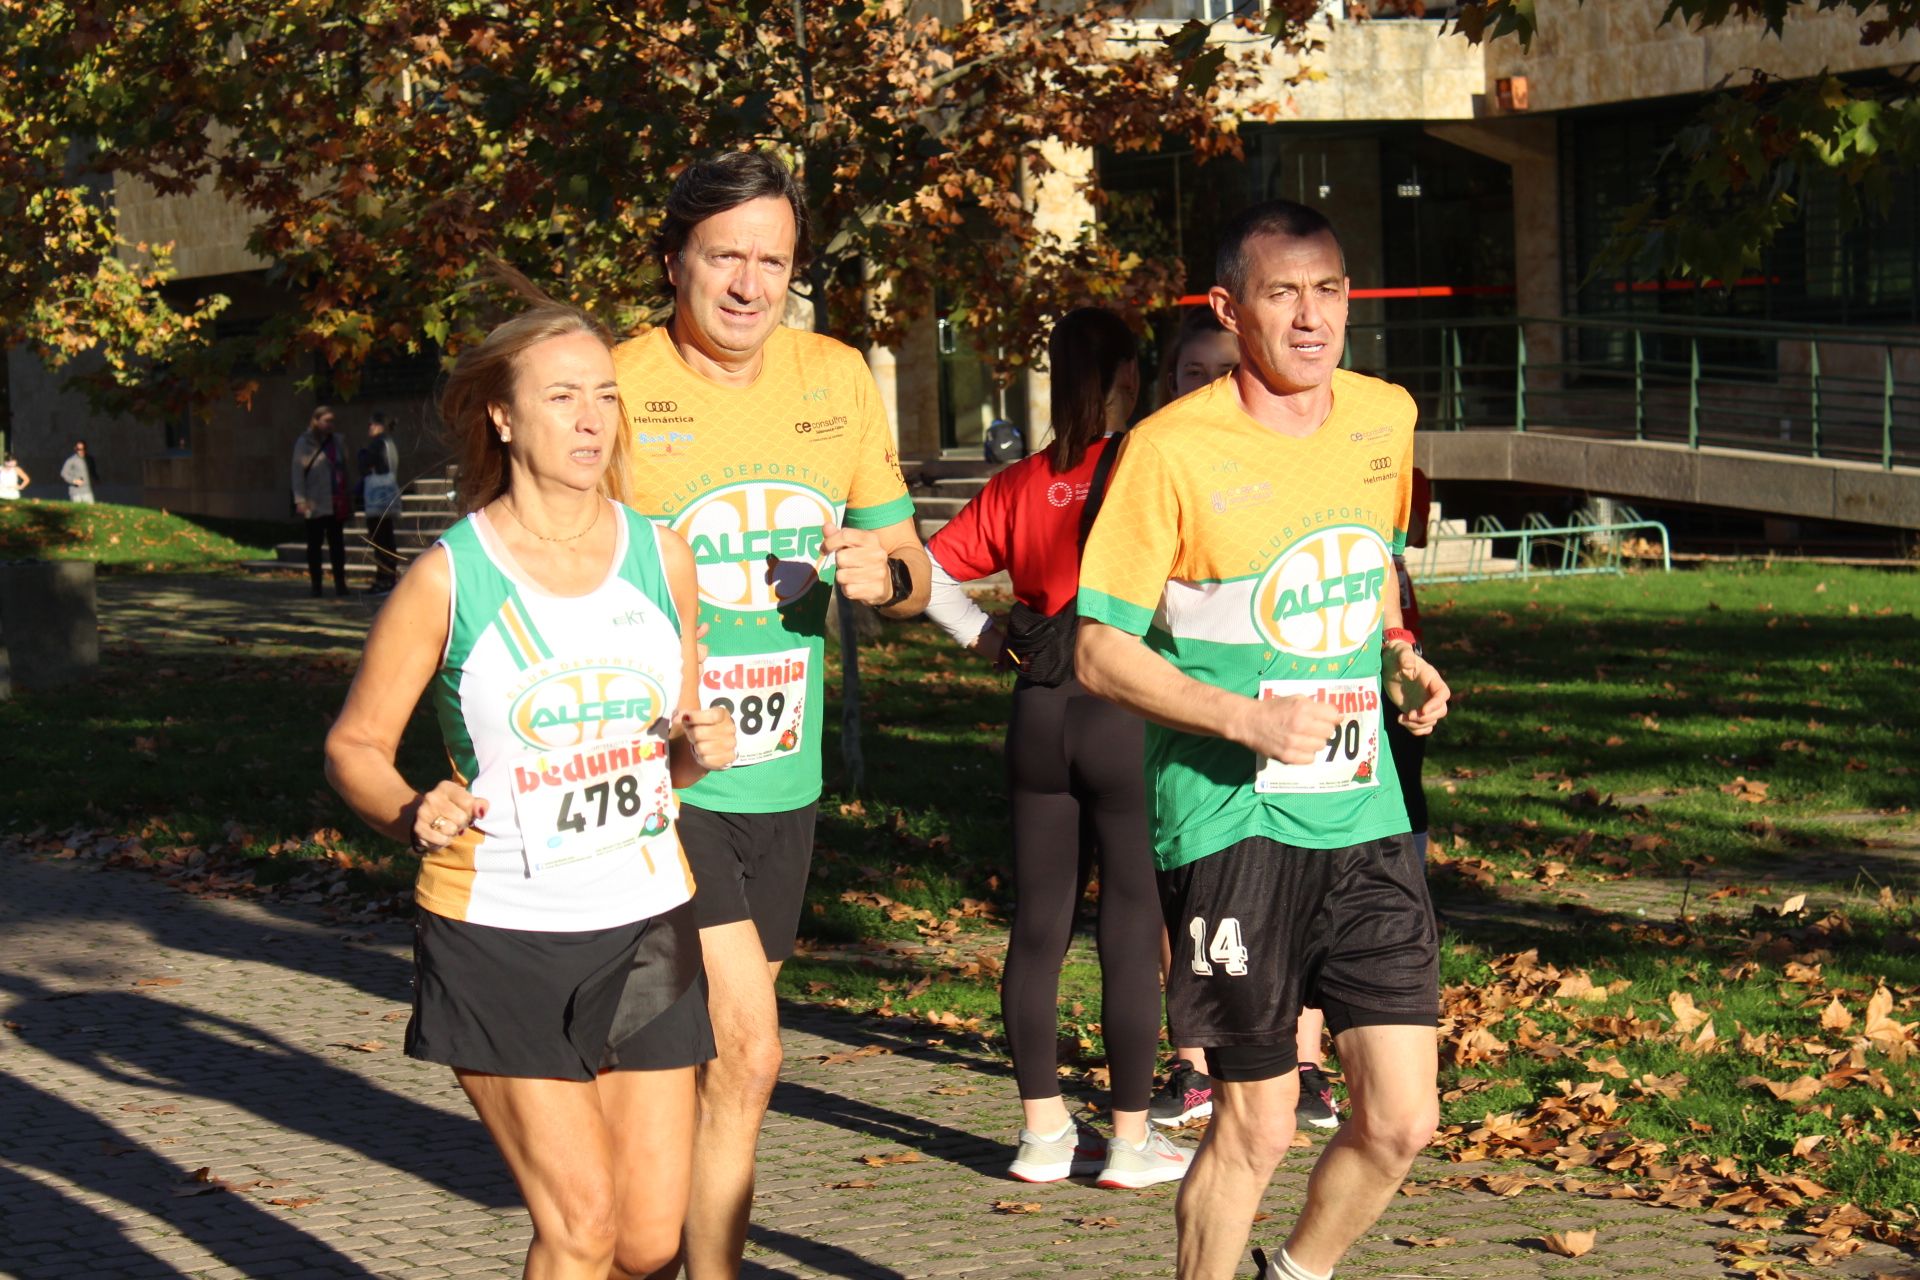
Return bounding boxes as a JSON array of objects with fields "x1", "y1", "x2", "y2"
[{"x1": 924, "y1": 308, "x2": 1189, "y2": 1190}]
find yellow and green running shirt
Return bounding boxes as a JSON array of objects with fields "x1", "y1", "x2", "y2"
[
  {"x1": 614, "y1": 324, "x2": 914, "y2": 813},
  {"x1": 1077, "y1": 368, "x2": 1418, "y2": 870}
]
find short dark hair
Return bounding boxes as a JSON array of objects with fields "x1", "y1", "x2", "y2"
[
  {"x1": 370, "y1": 411, "x2": 388, "y2": 427},
  {"x1": 1215, "y1": 200, "x2": 1344, "y2": 300},
  {"x1": 655, "y1": 151, "x2": 810, "y2": 279}
]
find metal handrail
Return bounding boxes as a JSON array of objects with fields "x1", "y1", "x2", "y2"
[
  {"x1": 1344, "y1": 313, "x2": 1919, "y2": 470},
  {"x1": 1412, "y1": 517, "x2": 1673, "y2": 585}
]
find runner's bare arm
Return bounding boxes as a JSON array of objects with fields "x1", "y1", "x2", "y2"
[
  {"x1": 324, "y1": 547, "x2": 483, "y2": 848},
  {"x1": 1380, "y1": 590, "x2": 1450, "y2": 734},
  {"x1": 823, "y1": 515, "x2": 930, "y2": 618},
  {"x1": 660, "y1": 527, "x2": 735, "y2": 786},
  {"x1": 1077, "y1": 620, "x2": 1343, "y2": 765}
]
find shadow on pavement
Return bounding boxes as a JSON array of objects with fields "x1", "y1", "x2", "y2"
[
  {"x1": 0, "y1": 970, "x2": 517, "y2": 1212},
  {"x1": 768, "y1": 1077, "x2": 1004, "y2": 1176},
  {"x1": 0, "y1": 1073, "x2": 379, "y2": 1280},
  {"x1": 744, "y1": 1223, "x2": 910, "y2": 1280}
]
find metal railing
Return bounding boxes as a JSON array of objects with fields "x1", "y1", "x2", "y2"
[
  {"x1": 1343, "y1": 314, "x2": 1920, "y2": 470},
  {"x1": 1411, "y1": 511, "x2": 1673, "y2": 585}
]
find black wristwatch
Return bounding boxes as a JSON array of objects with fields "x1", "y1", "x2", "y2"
[{"x1": 880, "y1": 556, "x2": 913, "y2": 608}]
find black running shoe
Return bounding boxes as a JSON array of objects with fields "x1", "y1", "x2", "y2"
[
  {"x1": 1295, "y1": 1063, "x2": 1341, "y2": 1129},
  {"x1": 1149, "y1": 1059, "x2": 1214, "y2": 1127}
]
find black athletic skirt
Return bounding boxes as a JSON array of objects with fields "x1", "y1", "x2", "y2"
[{"x1": 406, "y1": 900, "x2": 714, "y2": 1080}]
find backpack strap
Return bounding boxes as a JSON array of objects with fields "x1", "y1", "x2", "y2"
[{"x1": 1076, "y1": 435, "x2": 1122, "y2": 551}]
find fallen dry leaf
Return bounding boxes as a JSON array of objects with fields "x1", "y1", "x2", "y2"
[
  {"x1": 1400, "y1": 1236, "x2": 1457, "y2": 1248},
  {"x1": 857, "y1": 1151, "x2": 923, "y2": 1168},
  {"x1": 993, "y1": 1200, "x2": 1044, "y2": 1214},
  {"x1": 1538, "y1": 1229, "x2": 1597, "y2": 1258},
  {"x1": 1075, "y1": 1215, "x2": 1122, "y2": 1229},
  {"x1": 267, "y1": 1195, "x2": 322, "y2": 1209},
  {"x1": 329, "y1": 1040, "x2": 385, "y2": 1053},
  {"x1": 134, "y1": 977, "x2": 183, "y2": 988}
]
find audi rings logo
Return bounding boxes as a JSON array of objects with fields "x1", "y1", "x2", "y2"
[
  {"x1": 643, "y1": 400, "x2": 677, "y2": 413},
  {"x1": 1368, "y1": 456, "x2": 1393, "y2": 472}
]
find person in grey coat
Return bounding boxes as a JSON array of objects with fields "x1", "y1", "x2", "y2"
[
  {"x1": 60, "y1": 441, "x2": 97, "y2": 503},
  {"x1": 291, "y1": 406, "x2": 350, "y2": 597}
]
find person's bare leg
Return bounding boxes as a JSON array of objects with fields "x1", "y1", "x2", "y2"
[
  {"x1": 1159, "y1": 925, "x2": 1211, "y2": 1076},
  {"x1": 457, "y1": 1071, "x2": 617, "y2": 1280},
  {"x1": 1174, "y1": 1072, "x2": 1297, "y2": 1280},
  {"x1": 1293, "y1": 1008, "x2": 1325, "y2": 1070},
  {"x1": 600, "y1": 1066, "x2": 698, "y2": 1279},
  {"x1": 682, "y1": 922, "x2": 783, "y2": 1280},
  {"x1": 1281, "y1": 1023, "x2": 1439, "y2": 1274}
]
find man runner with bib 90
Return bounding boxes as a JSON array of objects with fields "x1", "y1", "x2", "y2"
[
  {"x1": 613, "y1": 150, "x2": 929, "y2": 1278},
  {"x1": 1076, "y1": 200, "x2": 1450, "y2": 1280}
]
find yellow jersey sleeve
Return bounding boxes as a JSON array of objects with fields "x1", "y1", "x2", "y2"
[
  {"x1": 1077, "y1": 432, "x2": 1180, "y2": 637},
  {"x1": 841, "y1": 350, "x2": 913, "y2": 530}
]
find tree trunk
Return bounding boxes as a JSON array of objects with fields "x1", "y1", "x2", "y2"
[{"x1": 794, "y1": 0, "x2": 866, "y2": 794}]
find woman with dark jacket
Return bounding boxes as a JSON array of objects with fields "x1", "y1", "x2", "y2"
[{"x1": 291, "y1": 406, "x2": 350, "y2": 597}]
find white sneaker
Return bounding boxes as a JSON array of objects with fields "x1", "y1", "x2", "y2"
[
  {"x1": 1096, "y1": 1126, "x2": 1192, "y2": 1189},
  {"x1": 1007, "y1": 1121, "x2": 1105, "y2": 1183}
]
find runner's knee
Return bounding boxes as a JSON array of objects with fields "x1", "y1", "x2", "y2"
[
  {"x1": 537, "y1": 1183, "x2": 618, "y2": 1264},
  {"x1": 708, "y1": 1023, "x2": 783, "y2": 1099},
  {"x1": 1349, "y1": 1097, "x2": 1438, "y2": 1168}
]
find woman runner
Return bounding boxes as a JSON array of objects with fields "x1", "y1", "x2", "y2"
[
  {"x1": 923, "y1": 307, "x2": 1191, "y2": 1189},
  {"x1": 325, "y1": 295, "x2": 735, "y2": 1279}
]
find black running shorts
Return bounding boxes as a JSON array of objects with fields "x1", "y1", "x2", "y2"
[
  {"x1": 1159, "y1": 834, "x2": 1438, "y2": 1082},
  {"x1": 677, "y1": 801, "x2": 817, "y2": 961},
  {"x1": 406, "y1": 899, "x2": 713, "y2": 1080}
]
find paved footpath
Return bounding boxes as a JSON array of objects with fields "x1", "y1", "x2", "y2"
[{"x1": 5, "y1": 851, "x2": 1912, "y2": 1280}]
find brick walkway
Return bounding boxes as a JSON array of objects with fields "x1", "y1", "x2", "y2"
[{"x1": 5, "y1": 850, "x2": 1910, "y2": 1280}]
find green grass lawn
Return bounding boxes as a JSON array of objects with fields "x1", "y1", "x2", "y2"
[
  {"x1": 0, "y1": 499, "x2": 284, "y2": 570},
  {"x1": 4, "y1": 562, "x2": 1918, "y2": 1232}
]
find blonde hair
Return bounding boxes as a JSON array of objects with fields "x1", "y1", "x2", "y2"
[{"x1": 440, "y1": 280, "x2": 630, "y2": 515}]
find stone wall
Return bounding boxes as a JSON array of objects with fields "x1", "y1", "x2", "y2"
[{"x1": 1481, "y1": 0, "x2": 1920, "y2": 112}]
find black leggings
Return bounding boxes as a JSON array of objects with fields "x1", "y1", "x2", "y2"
[
  {"x1": 305, "y1": 515, "x2": 346, "y2": 592},
  {"x1": 1002, "y1": 678, "x2": 1159, "y2": 1113}
]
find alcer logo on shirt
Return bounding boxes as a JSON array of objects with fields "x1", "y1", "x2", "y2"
[
  {"x1": 672, "y1": 480, "x2": 838, "y2": 612},
  {"x1": 509, "y1": 665, "x2": 669, "y2": 750},
  {"x1": 1249, "y1": 525, "x2": 1391, "y2": 658}
]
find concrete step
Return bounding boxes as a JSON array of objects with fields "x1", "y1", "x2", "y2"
[{"x1": 913, "y1": 496, "x2": 969, "y2": 521}]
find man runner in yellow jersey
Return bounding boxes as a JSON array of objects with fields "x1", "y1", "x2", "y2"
[
  {"x1": 613, "y1": 151, "x2": 930, "y2": 1278},
  {"x1": 1076, "y1": 200, "x2": 1450, "y2": 1280}
]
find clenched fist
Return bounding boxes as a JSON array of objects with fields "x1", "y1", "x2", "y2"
[
  {"x1": 680, "y1": 706, "x2": 737, "y2": 771},
  {"x1": 411, "y1": 780, "x2": 487, "y2": 852},
  {"x1": 1233, "y1": 693, "x2": 1347, "y2": 766},
  {"x1": 822, "y1": 522, "x2": 892, "y2": 605}
]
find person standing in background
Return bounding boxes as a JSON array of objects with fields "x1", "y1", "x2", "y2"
[
  {"x1": 362, "y1": 411, "x2": 403, "y2": 595},
  {"x1": 0, "y1": 453, "x2": 30, "y2": 500},
  {"x1": 292, "y1": 407, "x2": 350, "y2": 598},
  {"x1": 922, "y1": 307, "x2": 1191, "y2": 1191},
  {"x1": 60, "y1": 441, "x2": 96, "y2": 503}
]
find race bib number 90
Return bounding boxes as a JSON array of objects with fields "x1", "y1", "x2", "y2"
[
  {"x1": 1254, "y1": 677, "x2": 1381, "y2": 795},
  {"x1": 700, "y1": 647, "x2": 808, "y2": 768}
]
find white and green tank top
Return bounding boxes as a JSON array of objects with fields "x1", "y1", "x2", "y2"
[{"x1": 416, "y1": 502, "x2": 695, "y2": 931}]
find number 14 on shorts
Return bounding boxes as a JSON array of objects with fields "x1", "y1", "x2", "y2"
[{"x1": 1188, "y1": 916, "x2": 1249, "y2": 976}]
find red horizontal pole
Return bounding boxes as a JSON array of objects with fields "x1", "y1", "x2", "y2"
[{"x1": 1172, "y1": 283, "x2": 1518, "y2": 306}]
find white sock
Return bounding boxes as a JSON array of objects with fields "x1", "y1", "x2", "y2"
[{"x1": 1275, "y1": 1247, "x2": 1331, "y2": 1280}]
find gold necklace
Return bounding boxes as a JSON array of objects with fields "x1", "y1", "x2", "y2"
[{"x1": 501, "y1": 498, "x2": 600, "y2": 544}]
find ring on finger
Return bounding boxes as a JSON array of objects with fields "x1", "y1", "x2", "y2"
[{"x1": 430, "y1": 815, "x2": 453, "y2": 833}]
